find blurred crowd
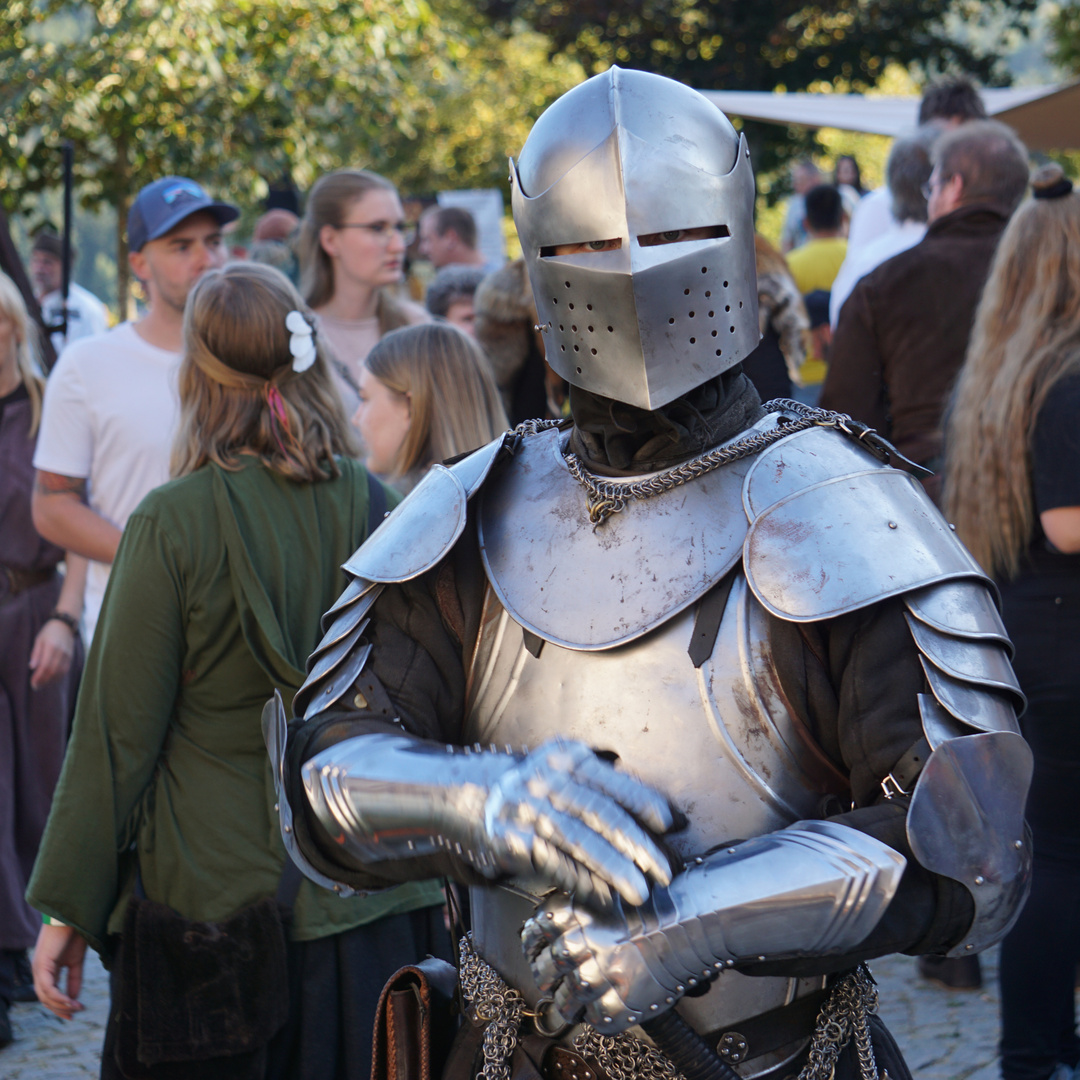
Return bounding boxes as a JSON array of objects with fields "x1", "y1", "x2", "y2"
[{"x1": 1, "y1": 71, "x2": 1079, "y2": 1080}]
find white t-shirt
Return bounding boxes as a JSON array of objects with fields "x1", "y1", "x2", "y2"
[
  {"x1": 39, "y1": 283, "x2": 110, "y2": 355},
  {"x1": 844, "y1": 186, "x2": 895, "y2": 260},
  {"x1": 33, "y1": 322, "x2": 181, "y2": 643},
  {"x1": 829, "y1": 219, "x2": 927, "y2": 329}
]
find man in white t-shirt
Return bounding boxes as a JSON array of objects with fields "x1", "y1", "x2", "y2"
[
  {"x1": 29, "y1": 232, "x2": 110, "y2": 355},
  {"x1": 32, "y1": 176, "x2": 237, "y2": 642}
]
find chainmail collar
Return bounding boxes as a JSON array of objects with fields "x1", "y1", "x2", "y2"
[
  {"x1": 515, "y1": 400, "x2": 919, "y2": 527},
  {"x1": 567, "y1": 368, "x2": 763, "y2": 476}
]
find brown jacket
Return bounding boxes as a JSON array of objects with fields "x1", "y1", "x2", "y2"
[{"x1": 821, "y1": 204, "x2": 1009, "y2": 473}]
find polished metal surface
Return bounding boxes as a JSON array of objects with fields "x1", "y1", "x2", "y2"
[
  {"x1": 303, "y1": 733, "x2": 674, "y2": 909},
  {"x1": 904, "y1": 613, "x2": 1025, "y2": 710},
  {"x1": 745, "y1": 469, "x2": 989, "y2": 622},
  {"x1": 344, "y1": 464, "x2": 467, "y2": 583},
  {"x1": 918, "y1": 658, "x2": 1022, "y2": 735},
  {"x1": 261, "y1": 691, "x2": 360, "y2": 897},
  {"x1": 904, "y1": 579, "x2": 1011, "y2": 656},
  {"x1": 522, "y1": 820, "x2": 904, "y2": 1032},
  {"x1": 478, "y1": 426, "x2": 752, "y2": 649},
  {"x1": 906, "y1": 730, "x2": 1033, "y2": 955},
  {"x1": 464, "y1": 577, "x2": 836, "y2": 863},
  {"x1": 448, "y1": 431, "x2": 507, "y2": 493},
  {"x1": 741, "y1": 424, "x2": 890, "y2": 519},
  {"x1": 510, "y1": 67, "x2": 760, "y2": 411},
  {"x1": 293, "y1": 578, "x2": 383, "y2": 722}
]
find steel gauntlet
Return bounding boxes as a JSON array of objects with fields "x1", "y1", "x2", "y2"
[
  {"x1": 302, "y1": 733, "x2": 674, "y2": 908},
  {"x1": 524, "y1": 819, "x2": 906, "y2": 1031}
]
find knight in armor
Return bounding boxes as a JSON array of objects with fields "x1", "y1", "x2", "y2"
[{"x1": 269, "y1": 69, "x2": 1033, "y2": 1080}]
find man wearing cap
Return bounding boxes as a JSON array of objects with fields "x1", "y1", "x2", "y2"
[
  {"x1": 29, "y1": 232, "x2": 109, "y2": 354},
  {"x1": 31, "y1": 176, "x2": 237, "y2": 643}
]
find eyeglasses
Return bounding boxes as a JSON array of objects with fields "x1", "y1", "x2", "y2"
[
  {"x1": 920, "y1": 175, "x2": 950, "y2": 201},
  {"x1": 337, "y1": 220, "x2": 416, "y2": 244}
]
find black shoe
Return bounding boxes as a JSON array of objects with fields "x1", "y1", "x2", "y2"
[
  {"x1": 918, "y1": 953, "x2": 983, "y2": 991},
  {"x1": 0, "y1": 999, "x2": 12, "y2": 1048},
  {"x1": 7, "y1": 950, "x2": 36, "y2": 1004}
]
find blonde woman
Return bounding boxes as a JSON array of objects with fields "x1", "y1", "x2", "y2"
[
  {"x1": 355, "y1": 322, "x2": 509, "y2": 493},
  {"x1": 0, "y1": 272, "x2": 85, "y2": 1041},
  {"x1": 29, "y1": 264, "x2": 446, "y2": 1079},
  {"x1": 297, "y1": 169, "x2": 428, "y2": 411},
  {"x1": 943, "y1": 164, "x2": 1080, "y2": 1080}
]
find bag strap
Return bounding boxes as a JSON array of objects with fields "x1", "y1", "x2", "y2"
[{"x1": 367, "y1": 474, "x2": 388, "y2": 537}]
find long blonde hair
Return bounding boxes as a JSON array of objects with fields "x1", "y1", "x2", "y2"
[
  {"x1": 364, "y1": 323, "x2": 509, "y2": 489},
  {"x1": 298, "y1": 169, "x2": 412, "y2": 335},
  {"x1": 944, "y1": 163, "x2": 1080, "y2": 579},
  {"x1": 0, "y1": 272, "x2": 44, "y2": 436},
  {"x1": 171, "y1": 263, "x2": 359, "y2": 481}
]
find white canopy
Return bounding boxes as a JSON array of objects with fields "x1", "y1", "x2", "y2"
[{"x1": 699, "y1": 82, "x2": 1080, "y2": 151}]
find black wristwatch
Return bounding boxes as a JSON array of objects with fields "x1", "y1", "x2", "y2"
[{"x1": 46, "y1": 610, "x2": 80, "y2": 634}]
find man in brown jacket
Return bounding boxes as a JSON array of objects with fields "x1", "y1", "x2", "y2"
[{"x1": 820, "y1": 120, "x2": 1029, "y2": 501}]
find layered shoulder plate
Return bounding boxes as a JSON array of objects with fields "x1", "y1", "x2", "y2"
[
  {"x1": 478, "y1": 427, "x2": 752, "y2": 650},
  {"x1": 343, "y1": 434, "x2": 505, "y2": 583},
  {"x1": 742, "y1": 427, "x2": 989, "y2": 621}
]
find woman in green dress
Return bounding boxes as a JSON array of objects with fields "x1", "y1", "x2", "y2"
[{"x1": 27, "y1": 262, "x2": 446, "y2": 1079}]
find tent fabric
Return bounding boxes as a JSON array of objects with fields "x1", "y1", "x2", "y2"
[{"x1": 700, "y1": 82, "x2": 1080, "y2": 152}]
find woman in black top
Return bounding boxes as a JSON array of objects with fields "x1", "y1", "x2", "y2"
[{"x1": 944, "y1": 163, "x2": 1080, "y2": 1080}]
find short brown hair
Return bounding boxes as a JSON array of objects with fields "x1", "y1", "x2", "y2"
[
  {"x1": 171, "y1": 262, "x2": 358, "y2": 481},
  {"x1": 918, "y1": 75, "x2": 987, "y2": 125},
  {"x1": 429, "y1": 206, "x2": 478, "y2": 250},
  {"x1": 933, "y1": 120, "x2": 1029, "y2": 216}
]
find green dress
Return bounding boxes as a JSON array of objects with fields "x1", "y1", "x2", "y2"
[{"x1": 27, "y1": 456, "x2": 442, "y2": 959}]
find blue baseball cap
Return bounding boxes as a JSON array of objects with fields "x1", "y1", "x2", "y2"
[{"x1": 127, "y1": 176, "x2": 240, "y2": 252}]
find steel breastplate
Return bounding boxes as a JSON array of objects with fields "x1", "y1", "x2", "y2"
[{"x1": 464, "y1": 574, "x2": 839, "y2": 1072}]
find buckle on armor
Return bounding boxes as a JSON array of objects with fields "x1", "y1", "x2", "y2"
[{"x1": 880, "y1": 773, "x2": 910, "y2": 800}]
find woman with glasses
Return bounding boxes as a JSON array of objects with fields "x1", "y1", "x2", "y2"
[{"x1": 297, "y1": 170, "x2": 428, "y2": 412}]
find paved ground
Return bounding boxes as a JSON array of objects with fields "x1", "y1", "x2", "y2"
[{"x1": 0, "y1": 945, "x2": 1015, "y2": 1078}]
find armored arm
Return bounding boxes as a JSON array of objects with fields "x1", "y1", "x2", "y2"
[
  {"x1": 524, "y1": 819, "x2": 905, "y2": 1031},
  {"x1": 303, "y1": 731, "x2": 674, "y2": 909}
]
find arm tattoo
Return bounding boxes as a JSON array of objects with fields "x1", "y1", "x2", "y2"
[{"x1": 34, "y1": 471, "x2": 88, "y2": 500}]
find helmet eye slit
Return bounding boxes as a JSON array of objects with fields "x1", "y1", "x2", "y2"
[
  {"x1": 541, "y1": 238, "x2": 623, "y2": 257},
  {"x1": 637, "y1": 224, "x2": 730, "y2": 248}
]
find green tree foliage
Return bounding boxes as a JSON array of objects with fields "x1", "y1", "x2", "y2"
[
  {"x1": 0, "y1": 0, "x2": 440, "y2": 309},
  {"x1": 478, "y1": 0, "x2": 1035, "y2": 91},
  {"x1": 477, "y1": 0, "x2": 1036, "y2": 182},
  {"x1": 1052, "y1": 1, "x2": 1080, "y2": 75}
]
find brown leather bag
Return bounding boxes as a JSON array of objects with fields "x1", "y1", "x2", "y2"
[{"x1": 370, "y1": 957, "x2": 458, "y2": 1080}]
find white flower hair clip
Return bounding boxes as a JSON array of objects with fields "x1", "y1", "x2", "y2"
[{"x1": 286, "y1": 310, "x2": 317, "y2": 373}]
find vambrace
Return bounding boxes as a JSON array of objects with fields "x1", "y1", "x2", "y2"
[
  {"x1": 301, "y1": 732, "x2": 676, "y2": 910},
  {"x1": 900, "y1": 579, "x2": 1034, "y2": 955},
  {"x1": 523, "y1": 819, "x2": 905, "y2": 1032}
]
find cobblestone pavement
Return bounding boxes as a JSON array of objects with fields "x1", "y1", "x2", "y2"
[{"x1": 0, "y1": 946, "x2": 1013, "y2": 1078}]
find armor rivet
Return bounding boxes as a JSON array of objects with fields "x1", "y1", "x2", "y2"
[
  {"x1": 727, "y1": 848, "x2": 736, "y2": 854},
  {"x1": 273, "y1": 803, "x2": 279, "y2": 812},
  {"x1": 758, "y1": 955, "x2": 766, "y2": 961},
  {"x1": 974, "y1": 875, "x2": 985, "y2": 885},
  {"x1": 677, "y1": 985, "x2": 685, "y2": 993},
  {"x1": 665, "y1": 997, "x2": 674, "y2": 1005},
  {"x1": 703, "y1": 969, "x2": 711, "y2": 977},
  {"x1": 1015, "y1": 840, "x2": 1023, "y2": 848},
  {"x1": 325, "y1": 686, "x2": 333, "y2": 694},
  {"x1": 688, "y1": 978, "x2": 697, "y2": 987},
  {"x1": 650, "y1": 1004, "x2": 659, "y2": 1011},
  {"x1": 284, "y1": 825, "x2": 292, "y2": 834},
  {"x1": 694, "y1": 857, "x2": 703, "y2": 865},
  {"x1": 714, "y1": 962, "x2": 723, "y2": 969},
  {"x1": 546, "y1": 912, "x2": 555, "y2": 920},
  {"x1": 604, "y1": 1017, "x2": 613, "y2": 1024},
  {"x1": 949, "y1": 523, "x2": 957, "y2": 531},
  {"x1": 966, "y1": 943, "x2": 974, "y2": 950},
  {"x1": 353, "y1": 692, "x2": 369, "y2": 709},
  {"x1": 888, "y1": 521, "x2": 898, "y2": 529},
  {"x1": 334, "y1": 884, "x2": 342, "y2": 892},
  {"x1": 628, "y1": 1015, "x2": 637, "y2": 1023}
]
